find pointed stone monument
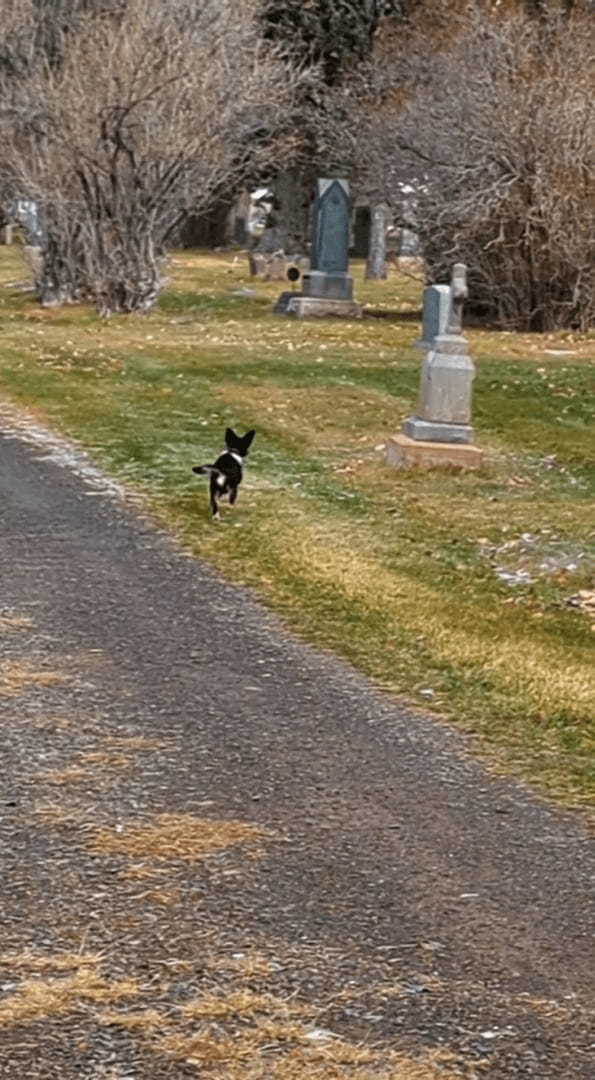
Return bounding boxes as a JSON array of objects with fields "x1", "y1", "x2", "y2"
[
  {"x1": 275, "y1": 179, "x2": 362, "y2": 318},
  {"x1": 386, "y1": 264, "x2": 484, "y2": 469}
]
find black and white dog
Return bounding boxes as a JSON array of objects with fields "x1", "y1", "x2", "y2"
[{"x1": 192, "y1": 427, "x2": 255, "y2": 519}]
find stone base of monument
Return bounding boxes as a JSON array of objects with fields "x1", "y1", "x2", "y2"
[
  {"x1": 303, "y1": 270, "x2": 354, "y2": 300},
  {"x1": 285, "y1": 295, "x2": 363, "y2": 319},
  {"x1": 277, "y1": 266, "x2": 362, "y2": 318},
  {"x1": 402, "y1": 416, "x2": 474, "y2": 444},
  {"x1": 385, "y1": 433, "x2": 484, "y2": 471}
]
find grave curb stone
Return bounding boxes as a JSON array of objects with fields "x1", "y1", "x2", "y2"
[{"x1": 386, "y1": 433, "x2": 484, "y2": 470}]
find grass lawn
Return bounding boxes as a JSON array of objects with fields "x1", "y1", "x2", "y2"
[{"x1": 0, "y1": 247, "x2": 593, "y2": 810}]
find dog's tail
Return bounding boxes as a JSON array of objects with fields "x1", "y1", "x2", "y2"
[{"x1": 192, "y1": 465, "x2": 227, "y2": 490}]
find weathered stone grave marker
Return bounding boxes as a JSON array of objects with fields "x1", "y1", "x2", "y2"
[
  {"x1": 417, "y1": 284, "x2": 451, "y2": 349},
  {"x1": 386, "y1": 263, "x2": 483, "y2": 469},
  {"x1": 275, "y1": 178, "x2": 362, "y2": 318}
]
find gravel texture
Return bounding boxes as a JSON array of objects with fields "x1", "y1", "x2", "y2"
[{"x1": 0, "y1": 417, "x2": 594, "y2": 1079}]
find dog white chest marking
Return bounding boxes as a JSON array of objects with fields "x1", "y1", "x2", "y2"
[{"x1": 229, "y1": 452, "x2": 243, "y2": 466}]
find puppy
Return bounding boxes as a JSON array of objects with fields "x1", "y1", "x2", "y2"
[{"x1": 192, "y1": 427, "x2": 255, "y2": 519}]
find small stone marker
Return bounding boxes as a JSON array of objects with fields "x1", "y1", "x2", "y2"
[
  {"x1": 276, "y1": 179, "x2": 362, "y2": 319},
  {"x1": 386, "y1": 263, "x2": 483, "y2": 469},
  {"x1": 253, "y1": 251, "x2": 309, "y2": 293}
]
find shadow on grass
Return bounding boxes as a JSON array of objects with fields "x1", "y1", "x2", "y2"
[
  {"x1": 363, "y1": 307, "x2": 422, "y2": 323},
  {"x1": 158, "y1": 290, "x2": 269, "y2": 320}
]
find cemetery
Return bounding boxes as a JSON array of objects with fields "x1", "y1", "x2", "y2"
[
  {"x1": 0, "y1": 236, "x2": 592, "y2": 810},
  {"x1": 0, "y1": 4, "x2": 593, "y2": 1077}
]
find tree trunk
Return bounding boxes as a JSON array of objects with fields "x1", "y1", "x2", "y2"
[
  {"x1": 268, "y1": 166, "x2": 314, "y2": 254},
  {"x1": 365, "y1": 202, "x2": 388, "y2": 279},
  {"x1": 93, "y1": 229, "x2": 166, "y2": 316},
  {"x1": 37, "y1": 228, "x2": 86, "y2": 307}
]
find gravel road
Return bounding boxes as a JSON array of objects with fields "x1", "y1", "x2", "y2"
[{"x1": 0, "y1": 417, "x2": 593, "y2": 1079}]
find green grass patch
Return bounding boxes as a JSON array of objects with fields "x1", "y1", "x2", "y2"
[{"x1": 0, "y1": 246, "x2": 594, "y2": 810}]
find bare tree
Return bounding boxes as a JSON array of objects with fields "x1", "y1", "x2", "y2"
[
  {"x1": 397, "y1": 8, "x2": 595, "y2": 330},
  {"x1": 257, "y1": 0, "x2": 420, "y2": 255},
  {"x1": 326, "y1": 4, "x2": 595, "y2": 330},
  {"x1": 0, "y1": 0, "x2": 309, "y2": 313}
]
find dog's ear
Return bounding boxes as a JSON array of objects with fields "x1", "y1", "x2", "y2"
[
  {"x1": 225, "y1": 427, "x2": 237, "y2": 448},
  {"x1": 240, "y1": 429, "x2": 256, "y2": 454}
]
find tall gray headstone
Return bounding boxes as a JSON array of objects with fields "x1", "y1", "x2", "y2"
[
  {"x1": 303, "y1": 179, "x2": 353, "y2": 301},
  {"x1": 311, "y1": 179, "x2": 350, "y2": 270},
  {"x1": 279, "y1": 178, "x2": 362, "y2": 318},
  {"x1": 402, "y1": 263, "x2": 477, "y2": 444},
  {"x1": 417, "y1": 284, "x2": 451, "y2": 349}
]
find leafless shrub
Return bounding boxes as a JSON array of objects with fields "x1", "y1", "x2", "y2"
[
  {"x1": 324, "y1": 5, "x2": 595, "y2": 330},
  {"x1": 0, "y1": 0, "x2": 309, "y2": 314}
]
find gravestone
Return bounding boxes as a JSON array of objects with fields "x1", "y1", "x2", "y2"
[
  {"x1": 305, "y1": 178, "x2": 352, "y2": 298},
  {"x1": 277, "y1": 178, "x2": 361, "y2": 319},
  {"x1": 353, "y1": 206, "x2": 371, "y2": 258},
  {"x1": 13, "y1": 198, "x2": 45, "y2": 246},
  {"x1": 386, "y1": 263, "x2": 483, "y2": 469},
  {"x1": 417, "y1": 284, "x2": 451, "y2": 349},
  {"x1": 398, "y1": 225, "x2": 420, "y2": 256},
  {"x1": 233, "y1": 216, "x2": 247, "y2": 245}
]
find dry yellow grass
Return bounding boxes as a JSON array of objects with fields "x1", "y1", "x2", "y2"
[
  {"x1": 206, "y1": 952, "x2": 274, "y2": 980},
  {"x1": 0, "y1": 660, "x2": 68, "y2": 696},
  {"x1": 158, "y1": 1027, "x2": 465, "y2": 1079},
  {"x1": 0, "y1": 614, "x2": 33, "y2": 631},
  {"x1": 87, "y1": 813, "x2": 271, "y2": 862},
  {"x1": 29, "y1": 801, "x2": 88, "y2": 827},
  {"x1": 31, "y1": 715, "x2": 72, "y2": 733},
  {"x1": 99, "y1": 1008, "x2": 164, "y2": 1033},
  {"x1": 0, "y1": 951, "x2": 103, "y2": 972},
  {"x1": 36, "y1": 765, "x2": 89, "y2": 785},
  {"x1": 158, "y1": 1025, "x2": 331, "y2": 1068},
  {"x1": 36, "y1": 750, "x2": 133, "y2": 786},
  {"x1": 516, "y1": 992, "x2": 595, "y2": 1024},
  {"x1": 0, "y1": 968, "x2": 139, "y2": 1026},
  {"x1": 153, "y1": 985, "x2": 465, "y2": 1079},
  {"x1": 140, "y1": 887, "x2": 181, "y2": 907},
  {"x1": 0, "y1": 944, "x2": 465, "y2": 1079},
  {"x1": 79, "y1": 750, "x2": 132, "y2": 768},
  {"x1": 118, "y1": 863, "x2": 170, "y2": 881},
  {"x1": 93, "y1": 953, "x2": 466, "y2": 1079},
  {"x1": 262, "y1": 505, "x2": 595, "y2": 722},
  {"x1": 216, "y1": 1051, "x2": 466, "y2": 1080},
  {"x1": 180, "y1": 989, "x2": 313, "y2": 1022},
  {"x1": 93, "y1": 962, "x2": 465, "y2": 1079},
  {"x1": 158, "y1": 1028, "x2": 259, "y2": 1065},
  {"x1": 218, "y1": 382, "x2": 404, "y2": 452}
]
